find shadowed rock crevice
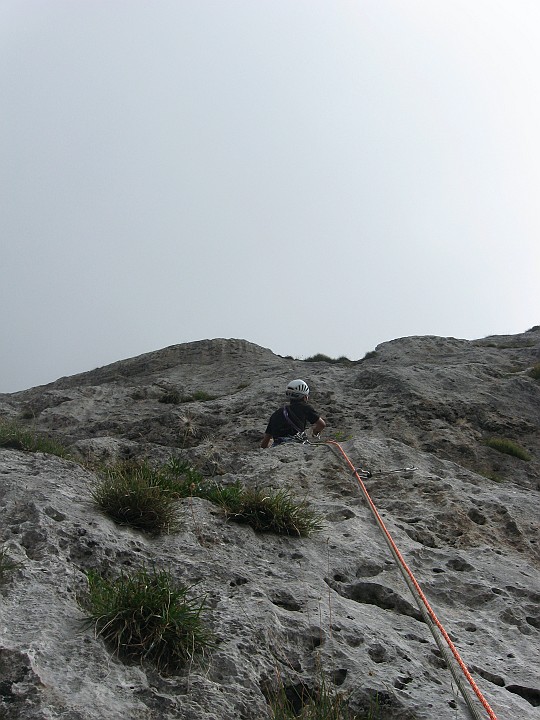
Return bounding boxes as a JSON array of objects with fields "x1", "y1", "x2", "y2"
[
  {"x1": 506, "y1": 684, "x2": 540, "y2": 707},
  {"x1": 469, "y1": 665, "x2": 505, "y2": 687},
  {"x1": 0, "y1": 649, "x2": 44, "y2": 715},
  {"x1": 270, "y1": 590, "x2": 302, "y2": 612},
  {"x1": 325, "y1": 579, "x2": 423, "y2": 622}
]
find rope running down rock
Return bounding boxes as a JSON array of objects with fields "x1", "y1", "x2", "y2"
[{"x1": 313, "y1": 438, "x2": 499, "y2": 720}]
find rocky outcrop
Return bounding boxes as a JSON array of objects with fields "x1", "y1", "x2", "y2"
[{"x1": 0, "y1": 330, "x2": 539, "y2": 719}]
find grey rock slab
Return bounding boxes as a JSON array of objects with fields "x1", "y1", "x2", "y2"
[{"x1": 1, "y1": 331, "x2": 539, "y2": 719}]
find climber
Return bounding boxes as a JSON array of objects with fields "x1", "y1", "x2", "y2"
[{"x1": 260, "y1": 379, "x2": 326, "y2": 448}]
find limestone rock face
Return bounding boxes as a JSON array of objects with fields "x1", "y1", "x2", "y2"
[{"x1": 0, "y1": 330, "x2": 539, "y2": 719}]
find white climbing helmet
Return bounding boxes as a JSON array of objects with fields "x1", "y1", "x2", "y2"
[{"x1": 286, "y1": 379, "x2": 310, "y2": 399}]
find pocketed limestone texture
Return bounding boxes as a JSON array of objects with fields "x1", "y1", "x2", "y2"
[{"x1": 0, "y1": 329, "x2": 539, "y2": 719}]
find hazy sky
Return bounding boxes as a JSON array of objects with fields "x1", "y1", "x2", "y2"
[{"x1": 2, "y1": 1, "x2": 539, "y2": 393}]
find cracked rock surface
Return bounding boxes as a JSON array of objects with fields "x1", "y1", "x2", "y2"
[{"x1": 0, "y1": 329, "x2": 539, "y2": 719}]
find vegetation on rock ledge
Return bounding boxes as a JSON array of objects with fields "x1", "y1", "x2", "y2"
[
  {"x1": 484, "y1": 437, "x2": 531, "y2": 461},
  {"x1": 80, "y1": 567, "x2": 212, "y2": 674},
  {"x1": 92, "y1": 458, "x2": 323, "y2": 537},
  {"x1": 0, "y1": 420, "x2": 69, "y2": 458}
]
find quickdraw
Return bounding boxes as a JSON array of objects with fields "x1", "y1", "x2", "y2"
[{"x1": 352, "y1": 465, "x2": 418, "y2": 479}]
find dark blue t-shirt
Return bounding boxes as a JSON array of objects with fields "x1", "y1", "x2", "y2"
[{"x1": 265, "y1": 401, "x2": 320, "y2": 438}]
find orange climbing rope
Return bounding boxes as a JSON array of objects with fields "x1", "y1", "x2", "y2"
[{"x1": 324, "y1": 440, "x2": 499, "y2": 720}]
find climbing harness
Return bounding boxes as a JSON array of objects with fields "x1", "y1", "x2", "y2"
[
  {"x1": 282, "y1": 406, "x2": 305, "y2": 434},
  {"x1": 309, "y1": 437, "x2": 499, "y2": 720},
  {"x1": 272, "y1": 432, "x2": 309, "y2": 446}
]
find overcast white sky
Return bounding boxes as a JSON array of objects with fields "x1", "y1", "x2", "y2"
[{"x1": 1, "y1": 1, "x2": 539, "y2": 393}]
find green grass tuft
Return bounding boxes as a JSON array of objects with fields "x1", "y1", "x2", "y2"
[
  {"x1": 268, "y1": 671, "x2": 379, "y2": 719},
  {"x1": 91, "y1": 461, "x2": 182, "y2": 534},
  {"x1": 154, "y1": 459, "x2": 324, "y2": 537},
  {"x1": 80, "y1": 567, "x2": 212, "y2": 674},
  {"x1": 0, "y1": 420, "x2": 69, "y2": 458},
  {"x1": 479, "y1": 470, "x2": 505, "y2": 483},
  {"x1": 158, "y1": 390, "x2": 181, "y2": 404},
  {"x1": 222, "y1": 487, "x2": 324, "y2": 537},
  {"x1": 485, "y1": 437, "x2": 531, "y2": 461},
  {"x1": 331, "y1": 430, "x2": 352, "y2": 442},
  {"x1": 93, "y1": 458, "x2": 323, "y2": 537},
  {"x1": 173, "y1": 469, "x2": 323, "y2": 537},
  {"x1": 180, "y1": 390, "x2": 217, "y2": 402},
  {"x1": 303, "y1": 353, "x2": 353, "y2": 365}
]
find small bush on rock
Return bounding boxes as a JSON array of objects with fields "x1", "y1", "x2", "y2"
[
  {"x1": 268, "y1": 671, "x2": 377, "y2": 719},
  {"x1": 181, "y1": 390, "x2": 216, "y2": 402},
  {"x1": 200, "y1": 480, "x2": 246, "y2": 510},
  {"x1": 0, "y1": 420, "x2": 69, "y2": 458},
  {"x1": 92, "y1": 461, "x2": 181, "y2": 534},
  {"x1": 167, "y1": 464, "x2": 323, "y2": 536},
  {"x1": 222, "y1": 487, "x2": 324, "y2": 537},
  {"x1": 94, "y1": 459, "x2": 322, "y2": 537},
  {"x1": 156, "y1": 459, "x2": 324, "y2": 536},
  {"x1": 331, "y1": 430, "x2": 353, "y2": 442},
  {"x1": 485, "y1": 437, "x2": 531, "y2": 461},
  {"x1": 269, "y1": 684, "x2": 348, "y2": 719},
  {"x1": 303, "y1": 353, "x2": 353, "y2": 365},
  {"x1": 172, "y1": 470, "x2": 323, "y2": 537},
  {"x1": 81, "y1": 567, "x2": 212, "y2": 674},
  {"x1": 158, "y1": 389, "x2": 181, "y2": 404},
  {"x1": 157, "y1": 457, "x2": 208, "y2": 496}
]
